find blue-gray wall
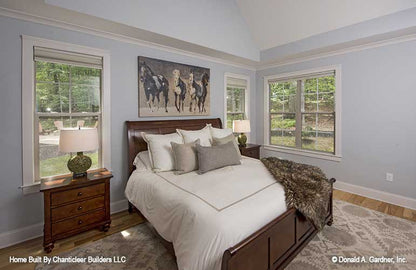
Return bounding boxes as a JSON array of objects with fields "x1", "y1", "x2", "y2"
[
  {"x1": 257, "y1": 39, "x2": 416, "y2": 199},
  {"x1": 0, "y1": 15, "x2": 256, "y2": 234}
]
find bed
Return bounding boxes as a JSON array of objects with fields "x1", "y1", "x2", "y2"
[{"x1": 125, "y1": 118, "x2": 335, "y2": 270}]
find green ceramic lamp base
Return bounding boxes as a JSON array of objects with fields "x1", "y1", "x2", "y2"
[
  {"x1": 237, "y1": 133, "x2": 247, "y2": 147},
  {"x1": 67, "y1": 152, "x2": 92, "y2": 178}
]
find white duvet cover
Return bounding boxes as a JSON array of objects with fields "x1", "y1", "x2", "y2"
[{"x1": 125, "y1": 157, "x2": 287, "y2": 270}]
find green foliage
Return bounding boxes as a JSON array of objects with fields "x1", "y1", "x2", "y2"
[
  {"x1": 268, "y1": 75, "x2": 336, "y2": 153},
  {"x1": 270, "y1": 135, "x2": 334, "y2": 153},
  {"x1": 35, "y1": 61, "x2": 101, "y2": 113},
  {"x1": 269, "y1": 76, "x2": 335, "y2": 113},
  {"x1": 226, "y1": 86, "x2": 246, "y2": 129},
  {"x1": 227, "y1": 87, "x2": 245, "y2": 113},
  {"x1": 271, "y1": 117, "x2": 296, "y2": 129}
]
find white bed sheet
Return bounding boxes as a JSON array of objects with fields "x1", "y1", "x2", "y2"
[{"x1": 125, "y1": 157, "x2": 287, "y2": 270}]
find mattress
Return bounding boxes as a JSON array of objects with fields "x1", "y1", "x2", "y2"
[{"x1": 125, "y1": 156, "x2": 287, "y2": 270}]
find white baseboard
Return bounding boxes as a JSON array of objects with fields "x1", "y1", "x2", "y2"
[
  {"x1": 334, "y1": 180, "x2": 416, "y2": 210},
  {"x1": 0, "y1": 222, "x2": 43, "y2": 249},
  {"x1": 0, "y1": 199, "x2": 129, "y2": 249},
  {"x1": 110, "y1": 199, "x2": 128, "y2": 214}
]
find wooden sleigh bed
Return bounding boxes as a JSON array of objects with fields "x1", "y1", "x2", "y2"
[{"x1": 126, "y1": 118, "x2": 335, "y2": 270}]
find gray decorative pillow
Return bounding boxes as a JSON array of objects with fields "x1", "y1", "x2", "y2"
[
  {"x1": 196, "y1": 141, "x2": 241, "y2": 174},
  {"x1": 171, "y1": 139, "x2": 200, "y2": 174},
  {"x1": 212, "y1": 133, "x2": 241, "y2": 159}
]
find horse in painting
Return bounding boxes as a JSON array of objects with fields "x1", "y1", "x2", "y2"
[
  {"x1": 140, "y1": 62, "x2": 169, "y2": 112},
  {"x1": 172, "y1": 69, "x2": 187, "y2": 112},
  {"x1": 189, "y1": 71, "x2": 209, "y2": 113}
]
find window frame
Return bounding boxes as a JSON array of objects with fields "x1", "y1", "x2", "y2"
[
  {"x1": 21, "y1": 35, "x2": 111, "y2": 194},
  {"x1": 263, "y1": 65, "x2": 342, "y2": 162},
  {"x1": 224, "y1": 73, "x2": 250, "y2": 130}
]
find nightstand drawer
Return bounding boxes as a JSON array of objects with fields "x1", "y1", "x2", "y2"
[
  {"x1": 51, "y1": 196, "x2": 105, "y2": 222},
  {"x1": 243, "y1": 149, "x2": 258, "y2": 158},
  {"x1": 52, "y1": 209, "x2": 105, "y2": 236},
  {"x1": 51, "y1": 183, "x2": 105, "y2": 206}
]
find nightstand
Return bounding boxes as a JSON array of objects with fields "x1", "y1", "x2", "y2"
[
  {"x1": 239, "y1": 143, "x2": 261, "y2": 159},
  {"x1": 40, "y1": 168, "x2": 113, "y2": 253}
]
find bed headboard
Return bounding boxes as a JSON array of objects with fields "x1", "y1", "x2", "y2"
[{"x1": 126, "y1": 118, "x2": 222, "y2": 175}]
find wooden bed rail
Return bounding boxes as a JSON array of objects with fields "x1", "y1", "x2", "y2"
[{"x1": 221, "y1": 178, "x2": 336, "y2": 270}]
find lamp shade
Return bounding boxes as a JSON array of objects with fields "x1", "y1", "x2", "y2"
[
  {"x1": 59, "y1": 128, "x2": 98, "y2": 153},
  {"x1": 233, "y1": 120, "x2": 251, "y2": 133}
]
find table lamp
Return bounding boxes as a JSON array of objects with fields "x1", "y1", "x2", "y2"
[
  {"x1": 59, "y1": 128, "x2": 98, "y2": 178},
  {"x1": 233, "y1": 120, "x2": 251, "y2": 147}
]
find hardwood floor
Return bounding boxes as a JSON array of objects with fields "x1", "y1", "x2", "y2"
[
  {"x1": 0, "y1": 211, "x2": 144, "y2": 270},
  {"x1": 1, "y1": 190, "x2": 415, "y2": 270},
  {"x1": 333, "y1": 189, "x2": 416, "y2": 222}
]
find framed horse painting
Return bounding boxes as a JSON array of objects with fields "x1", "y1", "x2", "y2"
[{"x1": 138, "y1": 56, "x2": 210, "y2": 117}]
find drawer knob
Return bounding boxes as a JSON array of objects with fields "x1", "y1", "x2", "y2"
[
  {"x1": 77, "y1": 192, "x2": 83, "y2": 196},
  {"x1": 78, "y1": 220, "x2": 83, "y2": 225},
  {"x1": 78, "y1": 206, "x2": 83, "y2": 210}
]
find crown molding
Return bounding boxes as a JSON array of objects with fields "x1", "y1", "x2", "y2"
[
  {"x1": 257, "y1": 27, "x2": 416, "y2": 70},
  {"x1": 0, "y1": 7, "x2": 256, "y2": 71}
]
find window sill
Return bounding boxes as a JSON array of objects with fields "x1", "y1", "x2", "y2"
[
  {"x1": 21, "y1": 182, "x2": 41, "y2": 195},
  {"x1": 263, "y1": 145, "x2": 342, "y2": 162}
]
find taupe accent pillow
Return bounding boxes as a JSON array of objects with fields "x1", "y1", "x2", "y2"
[
  {"x1": 196, "y1": 141, "x2": 241, "y2": 174},
  {"x1": 212, "y1": 133, "x2": 241, "y2": 159},
  {"x1": 171, "y1": 139, "x2": 200, "y2": 174}
]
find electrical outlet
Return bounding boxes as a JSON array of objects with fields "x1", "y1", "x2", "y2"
[{"x1": 386, "y1": 173, "x2": 394, "y2": 182}]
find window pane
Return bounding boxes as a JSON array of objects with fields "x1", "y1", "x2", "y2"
[
  {"x1": 226, "y1": 87, "x2": 245, "y2": 113},
  {"x1": 71, "y1": 84, "x2": 100, "y2": 113},
  {"x1": 301, "y1": 113, "x2": 334, "y2": 153},
  {"x1": 270, "y1": 113, "x2": 296, "y2": 147},
  {"x1": 36, "y1": 83, "x2": 69, "y2": 113},
  {"x1": 71, "y1": 66, "x2": 101, "y2": 113},
  {"x1": 303, "y1": 76, "x2": 335, "y2": 113},
  {"x1": 227, "y1": 113, "x2": 244, "y2": 129},
  {"x1": 36, "y1": 61, "x2": 69, "y2": 83},
  {"x1": 71, "y1": 66, "x2": 101, "y2": 85},
  {"x1": 269, "y1": 81, "x2": 296, "y2": 113},
  {"x1": 38, "y1": 116, "x2": 99, "y2": 178}
]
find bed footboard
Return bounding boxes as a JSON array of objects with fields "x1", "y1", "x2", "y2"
[{"x1": 221, "y1": 178, "x2": 336, "y2": 270}]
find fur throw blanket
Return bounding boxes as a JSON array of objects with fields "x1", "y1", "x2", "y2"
[{"x1": 261, "y1": 157, "x2": 332, "y2": 230}]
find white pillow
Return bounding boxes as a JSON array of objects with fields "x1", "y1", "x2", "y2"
[
  {"x1": 207, "y1": 124, "x2": 233, "y2": 139},
  {"x1": 141, "y1": 132, "x2": 183, "y2": 172},
  {"x1": 177, "y1": 126, "x2": 212, "y2": 146},
  {"x1": 133, "y1": 151, "x2": 152, "y2": 171}
]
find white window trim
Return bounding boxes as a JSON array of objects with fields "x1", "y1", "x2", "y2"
[
  {"x1": 224, "y1": 73, "x2": 250, "y2": 138},
  {"x1": 263, "y1": 65, "x2": 342, "y2": 162},
  {"x1": 21, "y1": 35, "x2": 111, "y2": 194}
]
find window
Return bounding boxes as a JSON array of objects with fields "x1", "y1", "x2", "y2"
[
  {"x1": 225, "y1": 74, "x2": 249, "y2": 129},
  {"x1": 22, "y1": 36, "x2": 111, "y2": 193},
  {"x1": 264, "y1": 66, "x2": 341, "y2": 160}
]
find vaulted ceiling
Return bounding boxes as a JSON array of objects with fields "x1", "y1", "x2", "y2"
[{"x1": 236, "y1": 0, "x2": 416, "y2": 50}]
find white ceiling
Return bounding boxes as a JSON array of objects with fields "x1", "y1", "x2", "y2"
[
  {"x1": 236, "y1": 0, "x2": 416, "y2": 50},
  {"x1": 44, "y1": 0, "x2": 260, "y2": 61}
]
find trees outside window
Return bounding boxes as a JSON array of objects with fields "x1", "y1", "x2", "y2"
[
  {"x1": 226, "y1": 86, "x2": 245, "y2": 129},
  {"x1": 35, "y1": 61, "x2": 102, "y2": 178},
  {"x1": 268, "y1": 73, "x2": 336, "y2": 154},
  {"x1": 225, "y1": 74, "x2": 249, "y2": 129}
]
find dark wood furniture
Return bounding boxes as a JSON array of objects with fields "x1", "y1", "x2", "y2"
[
  {"x1": 239, "y1": 143, "x2": 260, "y2": 159},
  {"x1": 40, "y1": 168, "x2": 113, "y2": 253},
  {"x1": 126, "y1": 118, "x2": 335, "y2": 270}
]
